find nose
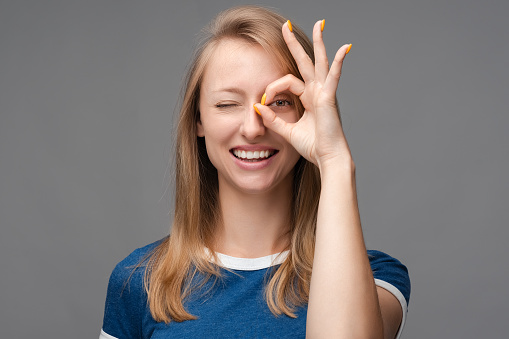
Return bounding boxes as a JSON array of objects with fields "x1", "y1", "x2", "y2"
[{"x1": 239, "y1": 105, "x2": 266, "y2": 140}]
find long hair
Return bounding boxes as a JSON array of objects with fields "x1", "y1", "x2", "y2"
[{"x1": 146, "y1": 5, "x2": 322, "y2": 323}]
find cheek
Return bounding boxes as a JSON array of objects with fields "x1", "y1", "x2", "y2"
[
  {"x1": 204, "y1": 133, "x2": 226, "y2": 151},
  {"x1": 273, "y1": 133, "x2": 301, "y2": 164},
  {"x1": 288, "y1": 147, "x2": 302, "y2": 166},
  {"x1": 275, "y1": 107, "x2": 300, "y2": 124},
  {"x1": 202, "y1": 136, "x2": 225, "y2": 171},
  {"x1": 201, "y1": 120, "x2": 235, "y2": 143},
  {"x1": 201, "y1": 122, "x2": 234, "y2": 163},
  {"x1": 277, "y1": 114, "x2": 298, "y2": 124}
]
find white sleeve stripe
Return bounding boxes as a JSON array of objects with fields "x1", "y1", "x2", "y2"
[
  {"x1": 374, "y1": 279, "x2": 408, "y2": 339},
  {"x1": 99, "y1": 329, "x2": 118, "y2": 339}
]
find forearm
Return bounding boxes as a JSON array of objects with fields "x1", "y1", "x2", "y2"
[{"x1": 306, "y1": 160, "x2": 383, "y2": 339}]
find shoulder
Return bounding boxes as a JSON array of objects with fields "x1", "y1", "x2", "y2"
[
  {"x1": 368, "y1": 249, "x2": 411, "y2": 306},
  {"x1": 368, "y1": 250, "x2": 411, "y2": 339},
  {"x1": 109, "y1": 238, "x2": 164, "y2": 285},
  {"x1": 101, "y1": 238, "x2": 165, "y2": 338}
]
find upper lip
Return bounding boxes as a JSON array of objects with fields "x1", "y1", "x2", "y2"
[{"x1": 230, "y1": 145, "x2": 278, "y2": 152}]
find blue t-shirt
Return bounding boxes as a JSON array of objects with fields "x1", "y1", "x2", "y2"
[{"x1": 100, "y1": 240, "x2": 410, "y2": 339}]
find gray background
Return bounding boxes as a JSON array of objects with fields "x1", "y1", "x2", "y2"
[{"x1": 1, "y1": 0, "x2": 507, "y2": 338}]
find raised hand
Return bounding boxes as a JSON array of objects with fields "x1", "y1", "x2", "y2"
[{"x1": 254, "y1": 20, "x2": 352, "y2": 171}]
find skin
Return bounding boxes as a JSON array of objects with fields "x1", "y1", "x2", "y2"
[
  {"x1": 198, "y1": 21, "x2": 403, "y2": 338},
  {"x1": 197, "y1": 39, "x2": 301, "y2": 257}
]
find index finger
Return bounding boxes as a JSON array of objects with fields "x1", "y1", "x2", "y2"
[
  {"x1": 282, "y1": 20, "x2": 315, "y2": 83},
  {"x1": 263, "y1": 74, "x2": 306, "y2": 105}
]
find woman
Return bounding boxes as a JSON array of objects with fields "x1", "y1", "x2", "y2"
[{"x1": 100, "y1": 6, "x2": 410, "y2": 339}]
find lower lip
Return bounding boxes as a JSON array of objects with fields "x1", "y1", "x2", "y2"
[{"x1": 230, "y1": 152, "x2": 277, "y2": 170}]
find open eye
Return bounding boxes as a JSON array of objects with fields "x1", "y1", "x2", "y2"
[
  {"x1": 265, "y1": 94, "x2": 298, "y2": 122},
  {"x1": 270, "y1": 99, "x2": 292, "y2": 107},
  {"x1": 268, "y1": 96, "x2": 294, "y2": 111}
]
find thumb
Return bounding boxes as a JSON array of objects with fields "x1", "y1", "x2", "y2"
[{"x1": 253, "y1": 103, "x2": 294, "y2": 143}]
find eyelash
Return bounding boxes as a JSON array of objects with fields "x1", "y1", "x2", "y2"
[
  {"x1": 215, "y1": 103, "x2": 237, "y2": 108},
  {"x1": 269, "y1": 99, "x2": 293, "y2": 107},
  {"x1": 214, "y1": 98, "x2": 293, "y2": 109}
]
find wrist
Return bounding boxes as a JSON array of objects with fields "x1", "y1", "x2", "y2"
[{"x1": 317, "y1": 155, "x2": 356, "y2": 179}]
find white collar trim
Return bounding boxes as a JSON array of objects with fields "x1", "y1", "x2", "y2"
[{"x1": 206, "y1": 249, "x2": 290, "y2": 271}]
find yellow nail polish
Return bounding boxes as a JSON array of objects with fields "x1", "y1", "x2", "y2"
[
  {"x1": 261, "y1": 93, "x2": 267, "y2": 105},
  {"x1": 287, "y1": 20, "x2": 293, "y2": 32},
  {"x1": 253, "y1": 104, "x2": 261, "y2": 115},
  {"x1": 321, "y1": 19, "x2": 325, "y2": 32}
]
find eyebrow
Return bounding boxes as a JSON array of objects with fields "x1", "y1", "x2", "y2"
[{"x1": 211, "y1": 87, "x2": 245, "y2": 95}]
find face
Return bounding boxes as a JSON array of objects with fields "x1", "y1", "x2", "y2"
[{"x1": 197, "y1": 39, "x2": 301, "y2": 195}]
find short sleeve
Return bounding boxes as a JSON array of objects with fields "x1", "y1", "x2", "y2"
[
  {"x1": 368, "y1": 250, "x2": 411, "y2": 339},
  {"x1": 100, "y1": 250, "x2": 147, "y2": 339}
]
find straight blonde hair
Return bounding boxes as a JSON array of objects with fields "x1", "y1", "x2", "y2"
[{"x1": 145, "y1": 5, "x2": 324, "y2": 323}]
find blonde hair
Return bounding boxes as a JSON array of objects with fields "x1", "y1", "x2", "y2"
[{"x1": 146, "y1": 5, "x2": 322, "y2": 323}]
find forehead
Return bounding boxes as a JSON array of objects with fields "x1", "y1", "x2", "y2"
[{"x1": 201, "y1": 38, "x2": 284, "y2": 92}]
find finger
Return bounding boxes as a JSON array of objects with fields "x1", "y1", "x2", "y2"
[
  {"x1": 313, "y1": 19, "x2": 329, "y2": 84},
  {"x1": 254, "y1": 103, "x2": 294, "y2": 143},
  {"x1": 323, "y1": 43, "x2": 351, "y2": 97},
  {"x1": 282, "y1": 21, "x2": 315, "y2": 83},
  {"x1": 263, "y1": 74, "x2": 306, "y2": 104}
]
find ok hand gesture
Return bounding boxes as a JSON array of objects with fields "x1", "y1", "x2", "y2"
[{"x1": 254, "y1": 20, "x2": 353, "y2": 172}]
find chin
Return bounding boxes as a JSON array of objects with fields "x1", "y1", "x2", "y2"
[
  {"x1": 239, "y1": 185, "x2": 278, "y2": 195},
  {"x1": 231, "y1": 171, "x2": 294, "y2": 196}
]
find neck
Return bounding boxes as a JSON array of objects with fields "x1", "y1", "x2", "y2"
[{"x1": 212, "y1": 179, "x2": 293, "y2": 258}]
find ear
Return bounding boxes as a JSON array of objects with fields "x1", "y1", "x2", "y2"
[{"x1": 196, "y1": 118, "x2": 205, "y2": 137}]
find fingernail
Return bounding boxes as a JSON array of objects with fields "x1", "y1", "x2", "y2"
[
  {"x1": 253, "y1": 104, "x2": 261, "y2": 115},
  {"x1": 321, "y1": 19, "x2": 325, "y2": 32},
  {"x1": 346, "y1": 44, "x2": 352, "y2": 54},
  {"x1": 287, "y1": 20, "x2": 293, "y2": 32},
  {"x1": 261, "y1": 93, "x2": 267, "y2": 105}
]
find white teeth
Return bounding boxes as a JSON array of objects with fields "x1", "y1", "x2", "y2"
[{"x1": 233, "y1": 149, "x2": 274, "y2": 160}]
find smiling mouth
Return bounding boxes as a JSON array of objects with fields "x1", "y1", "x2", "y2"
[{"x1": 231, "y1": 149, "x2": 278, "y2": 161}]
